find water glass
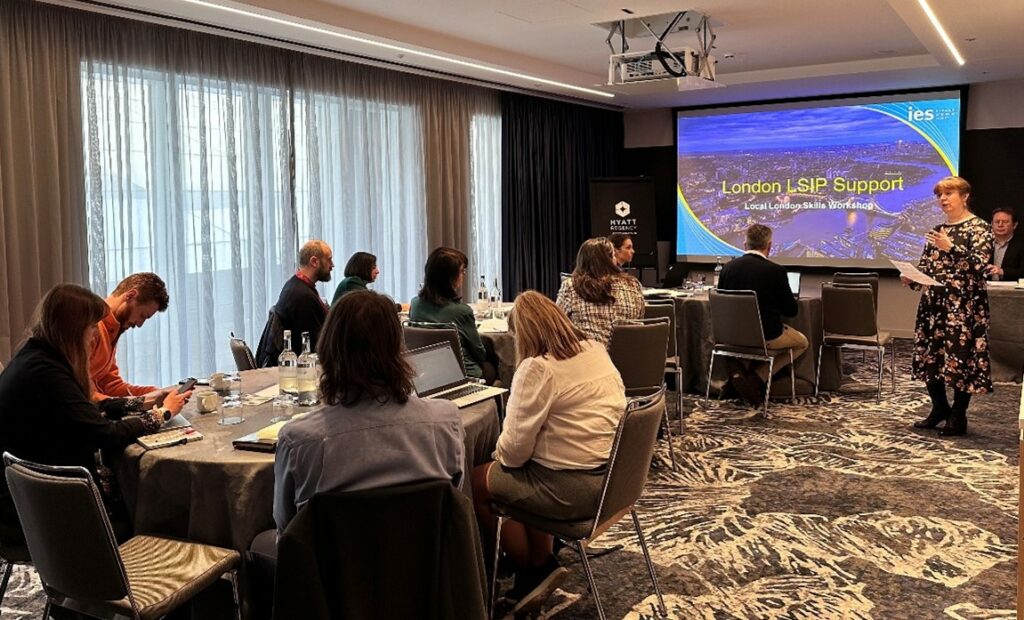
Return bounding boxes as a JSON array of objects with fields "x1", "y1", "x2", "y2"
[
  {"x1": 217, "y1": 399, "x2": 244, "y2": 426},
  {"x1": 270, "y1": 397, "x2": 293, "y2": 423},
  {"x1": 226, "y1": 373, "x2": 242, "y2": 403}
]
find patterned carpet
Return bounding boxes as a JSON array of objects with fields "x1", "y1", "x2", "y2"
[{"x1": 4, "y1": 341, "x2": 1020, "y2": 619}]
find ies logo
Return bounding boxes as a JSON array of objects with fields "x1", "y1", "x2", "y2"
[
  {"x1": 907, "y1": 105, "x2": 935, "y2": 122},
  {"x1": 614, "y1": 201, "x2": 631, "y2": 218}
]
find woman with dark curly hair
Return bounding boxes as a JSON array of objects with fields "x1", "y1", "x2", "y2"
[{"x1": 905, "y1": 176, "x2": 993, "y2": 437}]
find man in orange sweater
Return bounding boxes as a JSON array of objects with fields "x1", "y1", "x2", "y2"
[{"x1": 90, "y1": 273, "x2": 171, "y2": 405}]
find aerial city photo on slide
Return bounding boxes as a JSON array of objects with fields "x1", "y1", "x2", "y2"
[{"x1": 676, "y1": 94, "x2": 961, "y2": 267}]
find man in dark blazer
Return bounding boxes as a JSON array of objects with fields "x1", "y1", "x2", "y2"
[
  {"x1": 717, "y1": 224, "x2": 808, "y2": 403},
  {"x1": 274, "y1": 240, "x2": 333, "y2": 354},
  {"x1": 985, "y1": 207, "x2": 1024, "y2": 282}
]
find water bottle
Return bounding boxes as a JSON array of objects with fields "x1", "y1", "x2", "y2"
[
  {"x1": 476, "y1": 275, "x2": 489, "y2": 312},
  {"x1": 296, "y1": 332, "x2": 319, "y2": 406},
  {"x1": 489, "y1": 277, "x2": 502, "y2": 305},
  {"x1": 713, "y1": 256, "x2": 723, "y2": 288},
  {"x1": 278, "y1": 330, "x2": 298, "y2": 398}
]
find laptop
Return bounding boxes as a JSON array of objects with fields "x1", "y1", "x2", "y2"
[
  {"x1": 406, "y1": 342, "x2": 507, "y2": 408},
  {"x1": 662, "y1": 263, "x2": 687, "y2": 288},
  {"x1": 787, "y1": 271, "x2": 802, "y2": 297}
]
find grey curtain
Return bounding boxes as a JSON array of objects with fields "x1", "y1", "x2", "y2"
[{"x1": 0, "y1": 0, "x2": 88, "y2": 362}]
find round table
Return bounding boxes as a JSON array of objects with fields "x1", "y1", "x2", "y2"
[{"x1": 117, "y1": 368, "x2": 500, "y2": 553}]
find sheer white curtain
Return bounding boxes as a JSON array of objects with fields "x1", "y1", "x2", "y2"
[
  {"x1": 82, "y1": 32, "x2": 296, "y2": 385},
  {"x1": 79, "y1": 22, "x2": 502, "y2": 387},
  {"x1": 469, "y1": 107, "x2": 503, "y2": 300},
  {"x1": 293, "y1": 62, "x2": 428, "y2": 304}
]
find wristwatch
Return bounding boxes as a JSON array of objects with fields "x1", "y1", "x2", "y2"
[{"x1": 153, "y1": 406, "x2": 172, "y2": 422}]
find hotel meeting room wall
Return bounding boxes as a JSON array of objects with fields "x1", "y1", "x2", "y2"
[{"x1": 623, "y1": 78, "x2": 1024, "y2": 337}]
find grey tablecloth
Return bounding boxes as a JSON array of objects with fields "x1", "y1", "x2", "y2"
[
  {"x1": 988, "y1": 287, "x2": 1024, "y2": 382},
  {"x1": 118, "y1": 368, "x2": 500, "y2": 553},
  {"x1": 674, "y1": 294, "x2": 842, "y2": 396}
]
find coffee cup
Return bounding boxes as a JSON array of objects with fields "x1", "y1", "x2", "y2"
[{"x1": 197, "y1": 392, "x2": 220, "y2": 413}]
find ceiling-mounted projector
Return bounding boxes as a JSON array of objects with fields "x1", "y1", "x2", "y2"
[{"x1": 600, "y1": 10, "x2": 722, "y2": 90}]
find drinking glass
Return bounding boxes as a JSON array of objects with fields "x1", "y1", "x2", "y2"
[
  {"x1": 217, "y1": 399, "x2": 244, "y2": 426},
  {"x1": 226, "y1": 373, "x2": 242, "y2": 403},
  {"x1": 270, "y1": 397, "x2": 293, "y2": 423}
]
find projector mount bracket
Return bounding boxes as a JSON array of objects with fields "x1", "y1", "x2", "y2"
[{"x1": 605, "y1": 11, "x2": 716, "y2": 79}]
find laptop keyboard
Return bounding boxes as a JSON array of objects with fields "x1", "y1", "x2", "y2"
[{"x1": 436, "y1": 384, "x2": 488, "y2": 401}]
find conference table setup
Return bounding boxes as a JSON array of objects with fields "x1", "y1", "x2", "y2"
[
  {"x1": 116, "y1": 368, "x2": 501, "y2": 558},
  {"x1": 476, "y1": 290, "x2": 844, "y2": 397}
]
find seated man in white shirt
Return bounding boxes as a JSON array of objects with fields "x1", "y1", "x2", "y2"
[{"x1": 471, "y1": 291, "x2": 626, "y2": 616}]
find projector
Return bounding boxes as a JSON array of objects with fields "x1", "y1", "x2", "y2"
[{"x1": 609, "y1": 47, "x2": 697, "y2": 84}]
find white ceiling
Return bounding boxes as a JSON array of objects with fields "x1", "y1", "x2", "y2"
[{"x1": 106, "y1": 0, "x2": 1024, "y2": 108}]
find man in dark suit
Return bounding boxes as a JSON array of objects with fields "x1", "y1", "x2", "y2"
[
  {"x1": 985, "y1": 207, "x2": 1024, "y2": 282},
  {"x1": 717, "y1": 224, "x2": 808, "y2": 403}
]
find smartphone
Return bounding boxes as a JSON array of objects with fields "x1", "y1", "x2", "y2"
[{"x1": 177, "y1": 378, "x2": 198, "y2": 394}]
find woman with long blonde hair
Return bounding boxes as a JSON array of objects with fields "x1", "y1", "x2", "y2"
[{"x1": 471, "y1": 291, "x2": 626, "y2": 615}]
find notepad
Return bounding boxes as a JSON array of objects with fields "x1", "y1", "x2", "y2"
[{"x1": 137, "y1": 427, "x2": 203, "y2": 450}]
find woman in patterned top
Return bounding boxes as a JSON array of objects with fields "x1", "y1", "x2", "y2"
[
  {"x1": 904, "y1": 176, "x2": 993, "y2": 437},
  {"x1": 556, "y1": 237, "x2": 644, "y2": 346}
]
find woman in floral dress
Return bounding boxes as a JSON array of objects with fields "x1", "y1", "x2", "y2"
[{"x1": 905, "y1": 176, "x2": 993, "y2": 437}]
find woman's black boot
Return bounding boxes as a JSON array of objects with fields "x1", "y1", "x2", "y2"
[
  {"x1": 915, "y1": 381, "x2": 951, "y2": 429},
  {"x1": 939, "y1": 390, "x2": 971, "y2": 437}
]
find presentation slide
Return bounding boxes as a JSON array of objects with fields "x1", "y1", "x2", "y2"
[{"x1": 676, "y1": 92, "x2": 961, "y2": 267}]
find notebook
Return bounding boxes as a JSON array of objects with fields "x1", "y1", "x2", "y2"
[
  {"x1": 137, "y1": 427, "x2": 203, "y2": 450},
  {"x1": 406, "y1": 342, "x2": 507, "y2": 408}
]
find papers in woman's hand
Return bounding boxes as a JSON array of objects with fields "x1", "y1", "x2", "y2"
[{"x1": 890, "y1": 260, "x2": 941, "y2": 287}]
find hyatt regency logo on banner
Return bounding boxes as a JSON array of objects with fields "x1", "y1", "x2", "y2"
[{"x1": 610, "y1": 200, "x2": 638, "y2": 233}]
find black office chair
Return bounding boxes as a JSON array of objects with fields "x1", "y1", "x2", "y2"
[
  {"x1": 255, "y1": 306, "x2": 285, "y2": 367},
  {"x1": 274, "y1": 481, "x2": 486, "y2": 620},
  {"x1": 644, "y1": 301, "x2": 685, "y2": 426},
  {"x1": 490, "y1": 390, "x2": 668, "y2": 620},
  {"x1": 608, "y1": 316, "x2": 678, "y2": 470},
  {"x1": 706, "y1": 290, "x2": 796, "y2": 416},
  {"x1": 3, "y1": 452, "x2": 241, "y2": 620},
  {"x1": 229, "y1": 331, "x2": 257, "y2": 371},
  {"x1": 817, "y1": 282, "x2": 895, "y2": 400}
]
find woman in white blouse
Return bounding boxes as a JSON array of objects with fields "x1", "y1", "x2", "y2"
[
  {"x1": 471, "y1": 290, "x2": 626, "y2": 615},
  {"x1": 556, "y1": 237, "x2": 644, "y2": 346}
]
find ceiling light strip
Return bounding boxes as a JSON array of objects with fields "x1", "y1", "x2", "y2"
[
  {"x1": 177, "y1": 0, "x2": 614, "y2": 98},
  {"x1": 916, "y1": 0, "x2": 965, "y2": 66}
]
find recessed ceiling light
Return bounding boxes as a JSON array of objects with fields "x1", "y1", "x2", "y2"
[
  {"x1": 177, "y1": 0, "x2": 615, "y2": 98},
  {"x1": 917, "y1": 0, "x2": 965, "y2": 65}
]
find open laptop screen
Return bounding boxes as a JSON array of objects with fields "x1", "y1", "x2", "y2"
[
  {"x1": 406, "y1": 342, "x2": 466, "y2": 396},
  {"x1": 787, "y1": 271, "x2": 802, "y2": 297}
]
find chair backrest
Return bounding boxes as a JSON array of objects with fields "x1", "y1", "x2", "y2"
[
  {"x1": 607, "y1": 318, "x2": 670, "y2": 393},
  {"x1": 255, "y1": 307, "x2": 285, "y2": 367},
  {"x1": 643, "y1": 302, "x2": 677, "y2": 359},
  {"x1": 708, "y1": 289, "x2": 767, "y2": 352},
  {"x1": 229, "y1": 332, "x2": 257, "y2": 371},
  {"x1": 833, "y1": 272, "x2": 879, "y2": 314},
  {"x1": 403, "y1": 322, "x2": 466, "y2": 375},
  {"x1": 821, "y1": 283, "x2": 878, "y2": 338},
  {"x1": 3, "y1": 453, "x2": 131, "y2": 604},
  {"x1": 273, "y1": 480, "x2": 487, "y2": 620},
  {"x1": 591, "y1": 389, "x2": 666, "y2": 536}
]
